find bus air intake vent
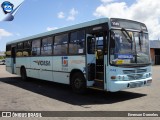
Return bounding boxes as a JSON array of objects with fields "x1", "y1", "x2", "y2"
[
  {"x1": 137, "y1": 69, "x2": 147, "y2": 73},
  {"x1": 127, "y1": 74, "x2": 143, "y2": 80},
  {"x1": 123, "y1": 69, "x2": 147, "y2": 74},
  {"x1": 123, "y1": 70, "x2": 135, "y2": 74}
]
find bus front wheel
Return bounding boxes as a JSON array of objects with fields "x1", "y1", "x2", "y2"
[
  {"x1": 71, "y1": 72, "x2": 86, "y2": 94},
  {"x1": 21, "y1": 67, "x2": 27, "y2": 81}
]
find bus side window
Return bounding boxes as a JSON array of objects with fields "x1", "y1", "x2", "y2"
[
  {"x1": 17, "y1": 42, "x2": 23, "y2": 57},
  {"x1": 24, "y1": 41, "x2": 31, "y2": 56},
  {"x1": 54, "y1": 33, "x2": 68, "y2": 55},
  {"x1": 32, "y1": 39, "x2": 41, "y2": 56},
  {"x1": 69, "y1": 30, "x2": 85, "y2": 54},
  {"x1": 41, "y1": 36, "x2": 53, "y2": 55},
  {"x1": 87, "y1": 36, "x2": 95, "y2": 54},
  {"x1": 6, "y1": 45, "x2": 11, "y2": 57}
]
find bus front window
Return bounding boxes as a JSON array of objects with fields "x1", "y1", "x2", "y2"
[{"x1": 110, "y1": 29, "x2": 150, "y2": 66}]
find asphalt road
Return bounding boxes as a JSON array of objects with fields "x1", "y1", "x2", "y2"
[{"x1": 0, "y1": 65, "x2": 160, "y2": 120}]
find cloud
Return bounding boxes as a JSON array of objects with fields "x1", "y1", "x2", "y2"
[
  {"x1": 93, "y1": 2, "x2": 129, "y2": 18},
  {"x1": 100, "y1": 0, "x2": 115, "y2": 3},
  {"x1": 57, "y1": 12, "x2": 65, "y2": 19},
  {"x1": 57, "y1": 8, "x2": 78, "y2": 21},
  {"x1": 46, "y1": 27, "x2": 58, "y2": 31},
  {"x1": 67, "y1": 8, "x2": 78, "y2": 21},
  {"x1": 0, "y1": 29, "x2": 12, "y2": 39},
  {"x1": 93, "y1": 0, "x2": 160, "y2": 40}
]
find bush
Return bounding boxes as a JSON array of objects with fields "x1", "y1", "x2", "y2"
[{"x1": 0, "y1": 56, "x2": 4, "y2": 60}]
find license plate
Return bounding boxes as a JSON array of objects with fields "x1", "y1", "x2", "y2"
[{"x1": 129, "y1": 82, "x2": 143, "y2": 88}]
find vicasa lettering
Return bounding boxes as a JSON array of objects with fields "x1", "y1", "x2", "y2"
[{"x1": 33, "y1": 60, "x2": 51, "y2": 66}]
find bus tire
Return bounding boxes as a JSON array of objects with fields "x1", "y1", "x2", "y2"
[
  {"x1": 71, "y1": 72, "x2": 86, "y2": 94},
  {"x1": 21, "y1": 67, "x2": 27, "y2": 81}
]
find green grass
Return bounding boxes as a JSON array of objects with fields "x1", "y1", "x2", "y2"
[{"x1": 0, "y1": 56, "x2": 5, "y2": 60}]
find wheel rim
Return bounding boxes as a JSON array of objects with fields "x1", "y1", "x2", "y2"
[{"x1": 74, "y1": 78, "x2": 82, "y2": 89}]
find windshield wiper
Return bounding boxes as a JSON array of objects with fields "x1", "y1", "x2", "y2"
[
  {"x1": 121, "y1": 28, "x2": 138, "y2": 62},
  {"x1": 139, "y1": 30, "x2": 144, "y2": 51},
  {"x1": 121, "y1": 28, "x2": 132, "y2": 43},
  {"x1": 121, "y1": 28, "x2": 134, "y2": 54}
]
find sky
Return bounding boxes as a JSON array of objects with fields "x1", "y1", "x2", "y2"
[{"x1": 0, "y1": 0, "x2": 160, "y2": 51}]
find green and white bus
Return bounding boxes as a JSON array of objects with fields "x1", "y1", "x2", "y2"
[{"x1": 6, "y1": 18, "x2": 152, "y2": 93}]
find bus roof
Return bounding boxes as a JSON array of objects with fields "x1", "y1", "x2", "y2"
[
  {"x1": 6, "y1": 17, "x2": 147, "y2": 45},
  {"x1": 7, "y1": 18, "x2": 110, "y2": 45}
]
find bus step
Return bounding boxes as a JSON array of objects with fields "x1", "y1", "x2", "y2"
[
  {"x1": 96, "y1": 60, "x2": 104, "y2": 65},
  {"x1": 96, "y1": 72, "x2": 103, "y2": 74},
  {"x1": 94, "y1": 79, "x2": 103, "y2": 82},
  {"x1": 88, "y1": 87, "x2": 104, "y2": 91},
  {"x1": 93, "y1": 79, "x2": 104, "y2": 89},
  {"x1": 95, "y1": 73, "x2": 104, "y2": 80},
  {"x1": 96, "y1": 66, "x2": 104, "y2": 71},
  {"x1": 96, "y1": 65, "x2": 104, "y2": 67}
]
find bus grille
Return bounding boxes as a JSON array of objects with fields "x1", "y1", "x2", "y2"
[
  {"x1": 123, "y1": 69, "x2": 147, "y2": 74},
  {"x1": 127, "y1": 74, "x2": 143, "y2": 80}
]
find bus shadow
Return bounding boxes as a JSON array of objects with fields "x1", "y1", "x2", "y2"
[{"x1": 0, "y1": 77, "x2": 147, "y2": 105}]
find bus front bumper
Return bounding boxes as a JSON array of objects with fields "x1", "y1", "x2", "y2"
[{"x1": 108, "y1": 78, "x2": 152, "y2": 92}]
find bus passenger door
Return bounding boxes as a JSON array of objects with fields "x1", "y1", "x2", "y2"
[
  {"x1": 86, "y1": 34, "x2": 96, "y2": 82},
  {"x1": 11, "y1": 47, "x2": 16, "y2": 74},
  {"x1": 86, "y1": 33, "x2": 105, "y2": 90}
]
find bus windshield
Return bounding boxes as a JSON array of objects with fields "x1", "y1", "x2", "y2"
[{"x1": 110, "y1": 29, "x2": 150, "y2": 66}]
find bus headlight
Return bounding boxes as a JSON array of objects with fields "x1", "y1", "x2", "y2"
[
  {"x1": 146, "y1": 74, "x2": 149, "y2": 78},
  {"x1": 118, "y1": 75, "x2": 125, "y2": 80},
  {"x1": 146, "y1": 73, "x2": 151, "y2": 78},
  {"x1": 111, "y1": 75, "x2": 126, "y2": 80}
]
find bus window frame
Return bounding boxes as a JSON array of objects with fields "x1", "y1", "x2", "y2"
[
  {"x1": 16, "y1": 42, "x2": 24, "y2": 57},
  {"x1": 69, "y1": 29, "x2": 85, "y2": 55},
  {"x1": 31, "y1": 38, "x2": 41, "y2": 56},
  {"x1": 6, "y1": 45, "x2": 12, "y2": 57},
  {"x1": 41, "y1": 36, "x2": 53, "y2": 56},
  {"x1": 53, "y1": 32, "x2": 69, "y2": 56}
]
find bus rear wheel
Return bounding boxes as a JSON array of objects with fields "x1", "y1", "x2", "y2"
[
  {"x1": 71, "y1": 72, "x2": 86, "y2": 94},
  {"x1": 21, "y1": 67, "x2": 27, "y2": 81}
]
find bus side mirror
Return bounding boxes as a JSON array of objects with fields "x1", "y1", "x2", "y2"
[
  {"x1": 139, "y1": 32, "x2": 144, "y2": 45},
  {"x1": 110, "y1": 31, "x2": 115, "y2": 48}
]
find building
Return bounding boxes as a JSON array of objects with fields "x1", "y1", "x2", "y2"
[{"x1": 150, "y1": 40, "x2": 160, "y2": 65}]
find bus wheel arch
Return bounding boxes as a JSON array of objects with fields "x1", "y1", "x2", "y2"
[
  {"x1": 20, "y1": 66, "x2": 27, "y2": 81},
  {"x1": 70, "y1": 69, "x2": 86, "y2": 93}
]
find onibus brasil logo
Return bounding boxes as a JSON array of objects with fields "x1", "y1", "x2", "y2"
[
  {"x1": 1, "y1": 1, "x2": 24, "y2": 21},
  {"x1": 1, "y1": 1, "x2": 14, "y2": 14}
]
